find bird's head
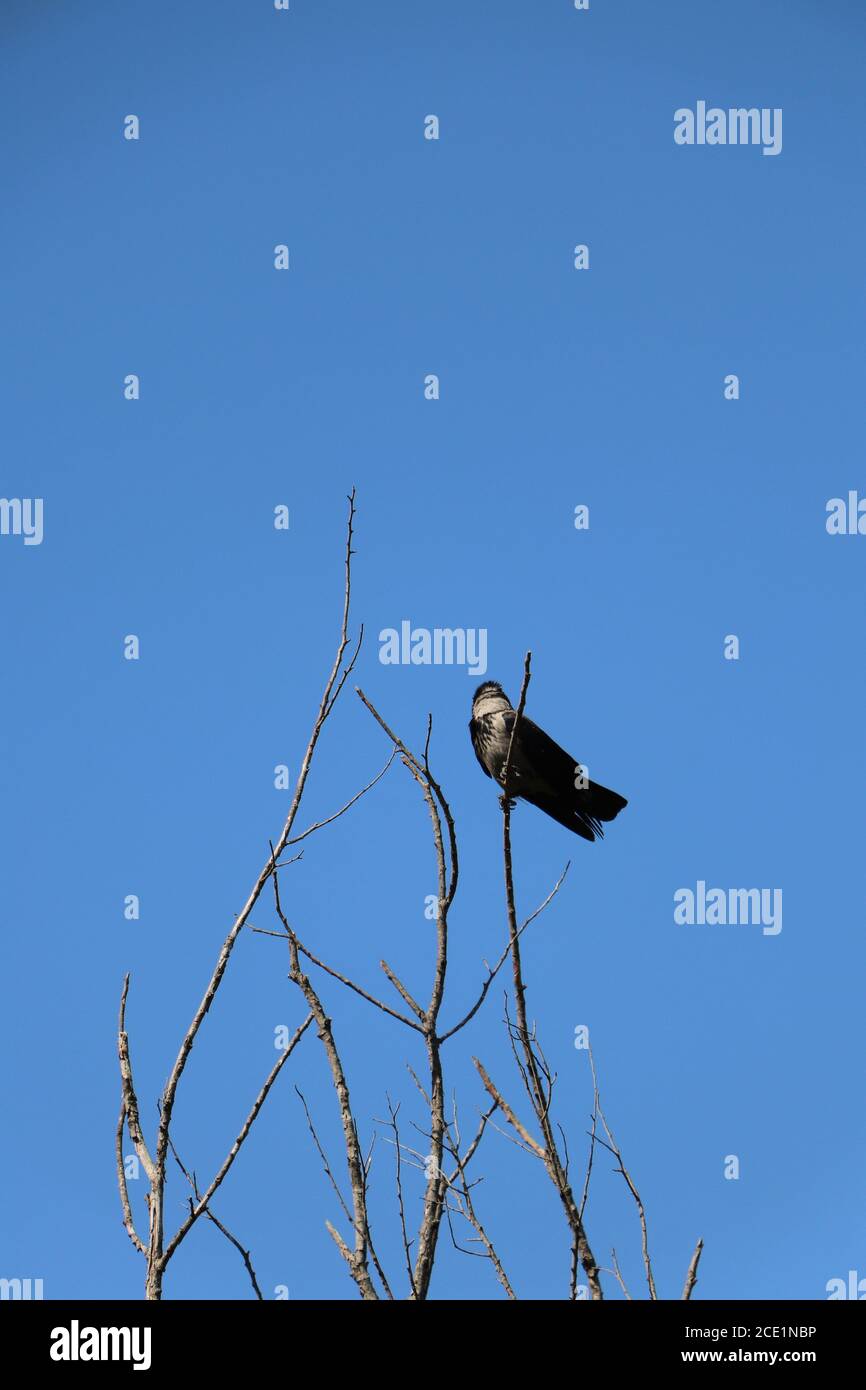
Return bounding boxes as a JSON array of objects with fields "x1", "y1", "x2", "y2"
[{"x1": 471, "y1": 681, "x2": 513, "y2": 718}]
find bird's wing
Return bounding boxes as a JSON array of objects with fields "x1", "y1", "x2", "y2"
[
  {"x1": 502, "y1": 712, "x2": 577, "y2": 793},
  {"x1": 505, "y1": 713, "x2": 627, "y2": 840},
  {"x1": 468, "y1": 717, "x2": 493, "y2": 778}
]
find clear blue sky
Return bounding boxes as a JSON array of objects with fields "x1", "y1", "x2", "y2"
[{"x1": 2, "y1": 0, "x2": 864, "y2": 1301}]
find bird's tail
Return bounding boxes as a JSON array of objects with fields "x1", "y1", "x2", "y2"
[
  {"x1": 581, "y1": 780, "x2": 628, "y2": 829},
  {"x1": 524, "y1": 779, "x2": 627, "y2": 842},
  {"x1": 576, "y1": 780, "x2": 628, "y2": 839}
]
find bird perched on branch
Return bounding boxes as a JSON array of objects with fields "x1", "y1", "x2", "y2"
[{"x1": 469, "y1": 681, "x2": 627, "y2": 842}]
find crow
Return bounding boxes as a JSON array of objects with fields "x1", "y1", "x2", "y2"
[{"x1": 469, "y1": 681, "x2": 627, "y2": 842}]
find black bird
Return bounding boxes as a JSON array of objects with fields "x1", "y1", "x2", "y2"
[{"x1": 469, "y1": 681, "x2": 627, "y2": 842}]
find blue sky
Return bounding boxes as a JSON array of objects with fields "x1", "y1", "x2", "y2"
[{"x1": 1, "y1": 0, "x2": 864, "y2": 1301}]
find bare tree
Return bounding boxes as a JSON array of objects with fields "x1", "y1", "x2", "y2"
[
  {"x1": 116, "y1": 492, "x2": 367, "y2": 1299},
  {"x1": 115, "y1": 493, "x2": 703, "y2": 1301}
]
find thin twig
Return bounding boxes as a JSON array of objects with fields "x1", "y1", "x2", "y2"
[
  {"x1": 610, "y1": 1248, "x2": 632, "y2": 1300},
  {"x1": 162, "y1": 1012, "x2": 313, "y2": 1263},
  {"x1": 272, "y1": 858, "x2": 379, "y2": 1300},
  {"x1": 297, "y1": 942, "x2": 422, "y2": 1032},
  {"x1": 204, "y1": 1209, "x2": 264, "y2": 1300},
  {"x1": 379, "y1": 959, "x2": 425, "y2": 1022},
  {"x1": 472, "y1": 1059, "x2": 546, "y2": 1159},
  {"x1": 285, "y1": 749, "x2": 396, "y2": 847},
  {"x1": 682, "y1": 1238, "x2": 704, "y2": 1300},
  {"x1": 438, "y1": 863, "x2": 570, "y2": 1043},
  {"x1": 295, "y1": 1086, "x2": 352, "y2": 1225},
  {"x1": 587, "y1": 1041, "x2": 657, "y2": 1300},
  {"x1": 355, "y1": 689, "x2": 457, "y2": 1300},
  {"x1": 383, "y1": 1097, "x2": 417, "y2": 1297},
  {"x1": 168, "y1": 1138, "x2": 265, "y2": 1299},
  {"x1": 440, "y1": 1100, "x2": 516, "y2": 1298}
]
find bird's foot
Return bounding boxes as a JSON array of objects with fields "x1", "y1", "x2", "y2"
[{"x1": 498, "y1": 794, "x2": 517, "y2": 812}]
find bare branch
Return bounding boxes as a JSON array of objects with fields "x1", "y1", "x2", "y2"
[
  {"x1": 587, "y1": 1042, "x2": 657, "y2": 1300},
  {"x1": 439, "y1": 863, "x2": 570, "y2": 1044},
  {"x1": 382, "y1": 1097, "x2": 417, "y2": 1298},
  {"x1": 446, "y1": 1101, "x2": 497, "y2": 1181},
  {"x1": 254, "y1": 915, "x2": 423, "y2": 1032},
  {"x1": 168, "y1": 1137, "x2": 265, "y2": 1299},
  {"x1": 272, "y1": 860, "x2": 379, "y2": 1300},
  {"x1": 472, "y1": 1059, "x2": 546, "y2": 1159},
  {"x1": 117, "y1": 977, "x2": 156, "y2": 1186},
  {"x1": 162, "y1": 1011, "x2": 313, "y2": 1263},
  {"x1": 204, "y1": 1209, "x2": 264, "y2": 1300},
  {"x1": 379, "y1": 959, "x2": 425, "y2": 1022},
  {"x1": 407, "y1": 1064, "x2": 431, "y2": 1109},
  {"x1": 115, "y1": 492, "x2": 360, "y2": 1299},
  {"x1": 610, "y1": 1248, "x2": 632, "y2": 1300},
  {"x1": 156, "y1": 492, "x2": 360, "y2": 1174},
  {"x1": 438, "y1": 1097, "x2": 516, "y2": 1298},
  {"x1": 115, "y1": 1100, "x2": 146, "y2": 1255},
  {"x1": 295, "y1": 1086, "x2": 353, "y2": 1226},
  {"x1": 496, "y1": 652, "x2": 604, "y2": 1301},
  {"x1": 682, "y1": 1238, "x2": 704, "y2": 1300},
  {"x1": 286, "y1": 749, "x2": 396, "y2": 848},
  {"x1": 297, "y1": 942, "x2": 423, "y2": 1032},
  {"x1": 354, "y1": 689, "x2": 457, "y2": 1300}
]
